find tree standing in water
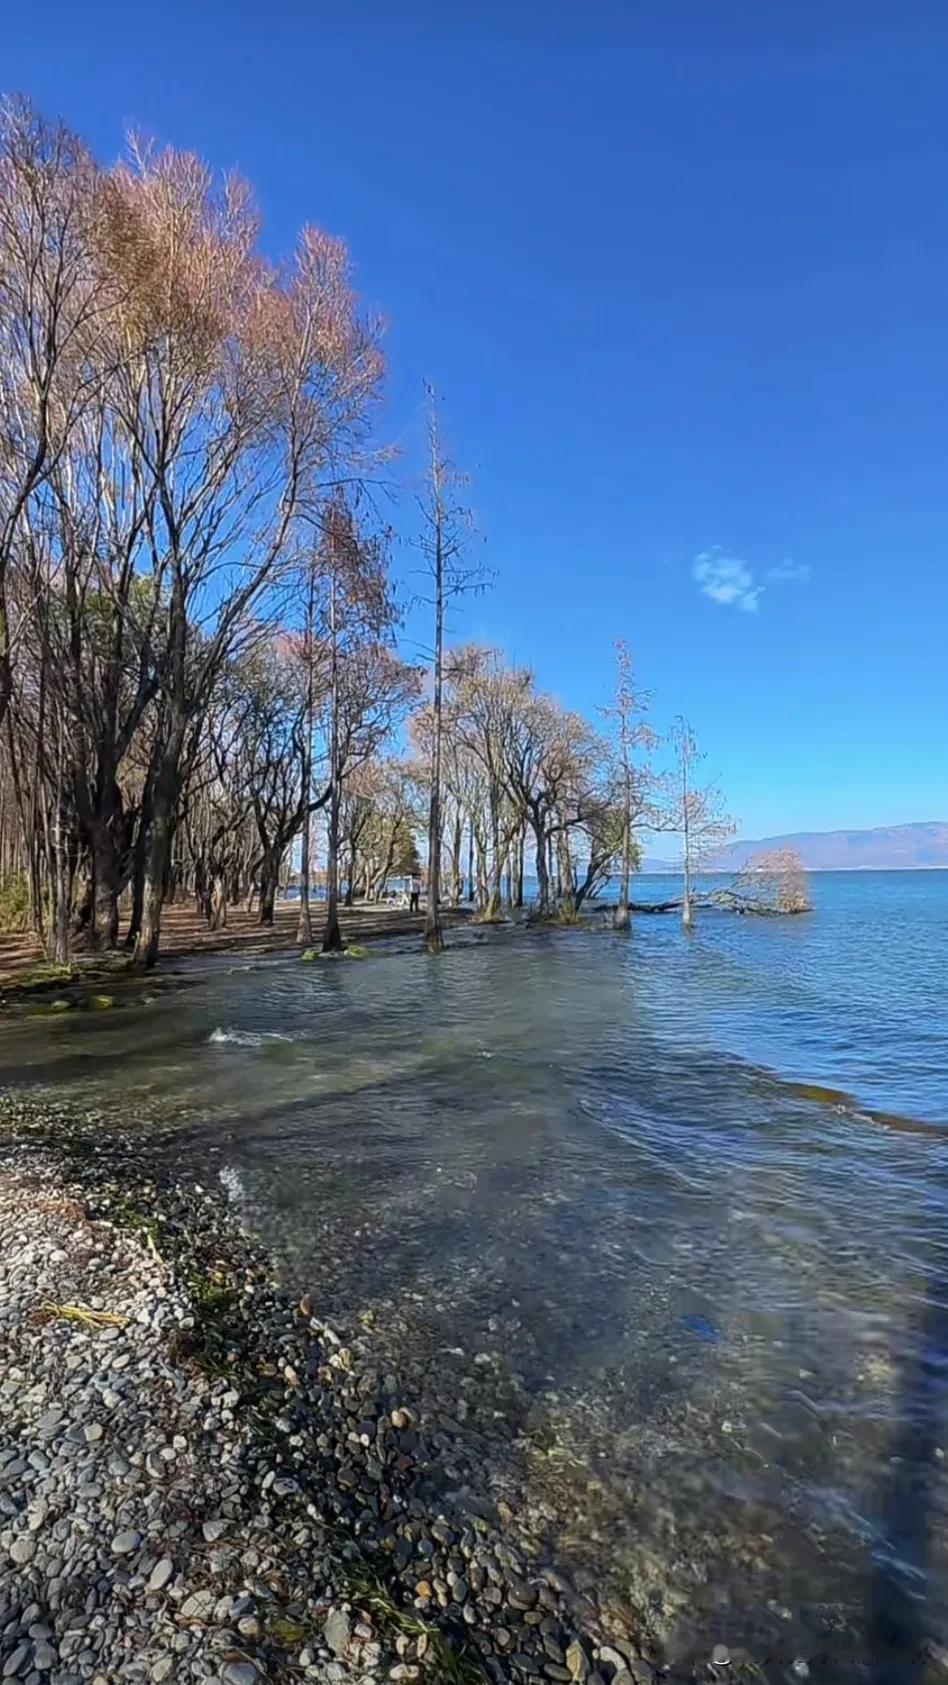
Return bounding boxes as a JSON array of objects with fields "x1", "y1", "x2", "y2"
[
  {"x1": 318, "y1": 498, "x2": 410, "y2": 952},
  {"x1": 417, "y1": 386, "x2": 482, "y2": 952},
  {"x1": 603, "y1": 639, "x2": 656, "y2": 931},
  {"x1": 669, "y1": 716, "x2": 734, "y2": 928}
]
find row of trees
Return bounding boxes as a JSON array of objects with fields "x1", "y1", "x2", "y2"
[
  {"x1": 0, "y1": 98, "x2": 804, "y2": 968},
  {"x1": 0, "y1": 99, "x2": 392, "y2": 964}
]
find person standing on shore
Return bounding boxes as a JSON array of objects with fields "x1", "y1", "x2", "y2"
[{"x1": 409, "y1": 873, "x2": 421, "y2": 913}]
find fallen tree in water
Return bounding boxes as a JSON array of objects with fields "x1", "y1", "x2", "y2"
[{"x1": 630, "y1": 848, "x2": 813, "y2": 918}]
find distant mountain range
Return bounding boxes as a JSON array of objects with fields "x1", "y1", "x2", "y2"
[{"x1": 643, "y1": 821, "x2": 948, "y2": 873}]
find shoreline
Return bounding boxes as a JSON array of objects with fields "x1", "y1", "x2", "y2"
[
  {"x1": 0, "y1": 1094, "x2": 676, "y2": 1685},
  {"x1": 0, "y1": 904, "x2": 474, "y2": 992}
]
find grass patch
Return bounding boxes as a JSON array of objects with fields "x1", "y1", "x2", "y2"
[
  {"x1": 301, "y1": 944, "x2": 370, "y2": 962},
  {"x1": 26, "y1": 997, "x2": 74, "y2": 1017},
  {"x1": 266, "y1": 1614, "x2": 308, "y2": 1646},
  {"x1": 33, "y1": 1302, "x2": 129, "y2": 1330},
  {"x1": 345, "y1": 1571, "x2": 487, "y2": 1684},
  {"x1": 4, "y1": 962, "x2": 77, "y2": 994}
]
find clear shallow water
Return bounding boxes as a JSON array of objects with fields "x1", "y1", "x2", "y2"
[{"x1": 2, "y1": 872, "x2": 948, "y2": 1679}]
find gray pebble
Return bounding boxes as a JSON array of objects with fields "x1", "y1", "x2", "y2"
[
  {"x1": 324, "y1": 1608, "x2": 351, "y2": 1657},
  {"x1": 179, "y1": 1591, "x2": 216, "y2": 1622},
  {"x1": 147, "y1": 1558, "x2": 174, "y2": 1594}
]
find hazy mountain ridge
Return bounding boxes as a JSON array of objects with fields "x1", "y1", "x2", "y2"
[{"x1": 643, "y1": 821, "x2": 948, "y2": 873}]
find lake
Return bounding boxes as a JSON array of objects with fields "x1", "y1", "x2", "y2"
[{"x1": 2, "y1": 870, "x2": 947, "y2": 1680}]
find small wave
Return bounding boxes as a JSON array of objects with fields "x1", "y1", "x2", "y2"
[
  {"x1": 208, "y1": 1027, "x2": 291, "y2": 1048},
  {"x1": 218, "y1": 1164, "x2": 246, "y2": 1203}
]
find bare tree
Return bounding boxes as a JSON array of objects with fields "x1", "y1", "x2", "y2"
[
  {"x1": 294, "y1": 554, "x2": 321, "y2": 944},
  {"x1": 0, "y1": 100, "x2": 112, "y2": 737},
  {"x1": 95, "y1": 142, "x2": 383, "y2": 964},
  {"x1": 601, "y1": 639, "x2": 658, "y2": 931},
  {"x1": 416, "y1": 386, "x2": 483, "y2": 952},
  {"x1": 714, "y1": 847, "x2": 812, "y2": 915},
  {"x1": 669, "y1": 716, "x2": 735, "y2": 928},
  {"x1": 315, "y1": 499, "x2": 407, "y2": 952}
]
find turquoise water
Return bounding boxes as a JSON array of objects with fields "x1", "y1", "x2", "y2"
[{"x1": 2, "y1": 871, "x2": 947, "y2": 1678}]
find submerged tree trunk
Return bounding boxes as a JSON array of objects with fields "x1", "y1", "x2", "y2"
[
  {"x1": 614, "y1": 789, "x2": 632, "y2": 932},
  {"x1": 483, "y1": 806, "x2": 503, "y2": 919},
  {"x1": 532, "y1": 815, "x2": 551, "y2": 916},
  {"x1": 558, "y1": 830, "x2": 576, "y2": 919},
  {"x1": 682, "y1": 818, "x2": 693, "y2": 930}
]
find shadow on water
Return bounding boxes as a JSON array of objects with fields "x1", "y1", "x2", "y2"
[{"x1": 869, "y1": 1188, "x2": 948, "y2": 1685}]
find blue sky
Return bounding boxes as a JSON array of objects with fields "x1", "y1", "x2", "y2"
[{"x1": 6, "y1": 1, "x2": 947, "y2": 837}]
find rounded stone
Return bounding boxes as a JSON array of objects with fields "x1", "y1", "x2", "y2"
[{"x1": 147, "y1": 1557, "x2": 174, "y2": 1593}]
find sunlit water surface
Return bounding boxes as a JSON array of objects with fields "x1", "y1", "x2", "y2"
[{"x1": 2, "y1": 871, "x2": 947, "y2": 1681}]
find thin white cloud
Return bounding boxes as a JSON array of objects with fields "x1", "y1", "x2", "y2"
[
  {"x1": 767, "y1": 559, "x2": 811, "y2": 583},
  {"x1": 692, "y1": 547, "x2": 762, "y2": 613}
]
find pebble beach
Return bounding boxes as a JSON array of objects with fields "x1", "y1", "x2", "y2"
[{"x1": 0, "y1": 1097, "x2": 673, "y2": 1685}]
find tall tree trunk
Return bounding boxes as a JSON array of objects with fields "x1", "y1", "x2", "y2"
[
  {"x1": 424, "y1": 529, "x2": 445, "y2": 953},
  {"x1": 451, "y1": 812, "x2": 463, "y2": 905},
  {"x1": 682, "y1": 770, "x2": 693, "y2": 928},
  {"x1": 467, "y1": 821, "x2": 475, "y2": 903},
  {"x1": 139, "y1": 740, "x2": 182, "y2": 968},
  {"x1": 558, "y1": 830, "x2": 576, "y2": 918},
  {"x1": 258, "y1": 850, "x2": 280, "y2": 926},
  {"x1": 614, "y1": 762, "x2": 632, "y2": 932},
  {"x1": 322, "y1": 573, "x2": 344, "y2": 953},
  {"x1": 322, "y1": 783, "x2": 342, "y2": 950},
  {"x1": 297, "y1": 810, "x2": 312, "y2": 940},
  {"x1": 532, "y1": 813, "x2": 551, "y2": 916},
  {"x1": 484, "y1": 804, "x2": 502, "y2": 919},
  {"x1": 297, "y1": 565, "x2": 316, "y2": 944},
  {"x1": 124, "y1": 813, "x2": 149, "y2": 953},
  {"x1": 88, "y1": 825, "x2": 121, "y2": 950},
  {"x1": 344, "y1": 841, "x2": 356, "y2": 907}
]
